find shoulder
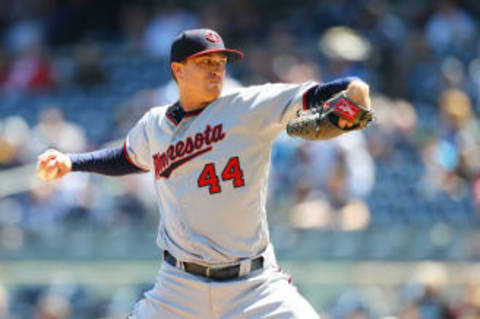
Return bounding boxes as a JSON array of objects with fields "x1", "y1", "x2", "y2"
[
  {"x1": 219, "y1": 83, "x2": 280, "y2": 102},
  {"x1": 220, "y1": 81, "x2": 317, "y2": 103},
  {"x1": 226, "y1": 81, "x2": 317, "y2": 95},
  {"x1": 148, "y1": 105, "x2": 169, "y2": 117},
  {"x1": 132, "y1": 104, "x2": 170, "y2": 129},
  {"x1": 141, "y1": 104, "x2": 170, "y2": 121},
  {"x1": 222, "y1": 83, "x2": 277, "y2": 96}
]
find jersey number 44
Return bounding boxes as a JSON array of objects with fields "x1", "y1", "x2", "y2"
[{"x1": 197, "y1": 156, "x2": 245, "y2": 194}]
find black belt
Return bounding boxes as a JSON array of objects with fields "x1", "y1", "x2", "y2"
[{"x1": 163, "y1": 250, "x2": 264, "y2": 281}]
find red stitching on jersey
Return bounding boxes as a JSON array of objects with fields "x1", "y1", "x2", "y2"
[{"x1": 123, "y1": 142, "x2": 150, "y2": 172}]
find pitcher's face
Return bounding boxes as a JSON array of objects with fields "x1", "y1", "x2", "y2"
[{"x1": 172, "y1": 52, "x2": 228, "y2": 104}]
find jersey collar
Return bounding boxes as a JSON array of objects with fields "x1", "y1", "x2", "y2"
[{"x1": 166, "y1": 102, "x2": 206, "y2": 126}]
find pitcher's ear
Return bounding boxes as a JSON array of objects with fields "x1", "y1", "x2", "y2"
[{"x1": 171, "y1": 62, "x2": 184, "y2": 82}]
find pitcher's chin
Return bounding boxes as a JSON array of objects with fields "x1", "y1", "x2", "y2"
[{"x1": 206, "y1": 84, "x2": 223, "y2": 98}]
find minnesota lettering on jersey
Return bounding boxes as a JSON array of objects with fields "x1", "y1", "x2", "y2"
[{"x1": 153, "y1": 124, "x2": 225, "y2": 179}]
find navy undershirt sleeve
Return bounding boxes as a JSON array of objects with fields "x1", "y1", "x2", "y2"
[
  {"x1": 304, "y1": 77, "x2": 357, "y2": 109},
  {"x1": 69, "y1": 146, "x2": 146, "y2": 176}
]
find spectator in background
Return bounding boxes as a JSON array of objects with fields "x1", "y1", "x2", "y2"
[
  {"x1": 404, "y1": 31, "x2": 443, "y2": 103},
  {"x1": 0, "y1": 116, "x2": 32, "y2": 167},
  {"x1": 287, "y1": 136, "x2": 374, "y2": 231},
  {"x1": 280, "y1": 60, "x2": 322, "y2": 84},
  {"x1": 2, "y1": 43, "x2": 54, "y2": 93},
  {"x1": 108, "y1": 175, "x2": 152, "y2": 227},
  {"x1": 143, "y1": 3, "x2": 198, "y2": 58},
  {"x1": 32, "y1": 107, "x2": 88, "y2": 154},
  {"x1": 72, "y1": 43, "x2": 106, "y2": 88},
  {"x1": 368, "y1": 0, "x2": 409, "y2": 98},
  {"x1": 24, "y1": 179, "x2": 69, "y2": 233},
  {"x1": 199, "y1": 3, "x2": 228, "y2": 34},
  {"x1": 241, "y1": 46, "x2": 278, "y2": 84},
  {"x1": 456, "y1": 283, "x2": 480, "y2": 318},
  {"x1": 221, "y1": 0, "x2": 261, "y2": 39},
  {"x1": 120, "y1": 4, "x2": 148, "y2": 52},
  {"x1": 318, "y1": 26, "x2": 372, "y2": 82},
  {"x1": 425, "y1": 0, "x2": 477, "y2": 58},
  {"x1": 413, "y1": 285, "x2": 454, "y2": 319},
  {"x1": 329, "y1": 289, "x2": 370, "y2": 319},
  {"x1": 438, "y1": 89, "x2": 480, "y2": 179},
  {"x1": 367, "y1": 94, "x2": 418, "y2": 161},
  {"x1": 398, "y1": 264, "x2": 455, "y2": 319},
  {"x1": 4, "y1": 17, "x2": 45, "y2": 55},
  {"x1": 421, "y1": 88, "x2": 480, "y2": 200},
  {"x1": 314, "y1": 0, "x2": 356, "y2": 29},
  {"x1": 34, "y1": 293, "x2": 71, "y2": 319}
]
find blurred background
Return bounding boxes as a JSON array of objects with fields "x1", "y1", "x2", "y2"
[{"x1": 1, "y1": 0, "x2": 480, "y2": 318}]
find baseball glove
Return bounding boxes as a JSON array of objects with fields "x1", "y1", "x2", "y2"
[{"x1": 286, "y1": 91, "x2": 374, "y2": 140}]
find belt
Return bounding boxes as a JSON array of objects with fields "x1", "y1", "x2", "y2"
[{"x1": 163, "y1": 250, "x2": 264, "y2": 281}]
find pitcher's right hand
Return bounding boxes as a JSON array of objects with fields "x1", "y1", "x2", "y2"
[{"x1": 36, "y1": 149, "x2": 72, "y2": 181}]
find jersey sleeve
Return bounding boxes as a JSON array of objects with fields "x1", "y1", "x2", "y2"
[
  {"x1": 246, "y1": 81, "x2": 318, "y2": 139},
  {"x1": 124, "y1": 111, "x2": 154, "y2": 171}
]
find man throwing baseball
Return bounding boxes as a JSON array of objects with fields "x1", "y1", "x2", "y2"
[{"x1": 37, "y1": 29, "x2": 373, "y2": 318}]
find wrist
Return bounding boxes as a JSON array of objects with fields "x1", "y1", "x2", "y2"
[
  {"x1": 65, "y1": 153, "x2": 75, "y2": 172},
  {"x1": 65, "y1": 155, "x2": 72, "y2": 172},
  {"x1": 346, "y1": 80, "x2": 370, "y2": 109}
]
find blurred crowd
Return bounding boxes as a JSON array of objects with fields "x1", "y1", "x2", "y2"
[{"x1": 1, "y1": 0, "x2": 480, "y2": 317}]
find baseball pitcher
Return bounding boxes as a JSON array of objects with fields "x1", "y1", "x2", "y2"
[{"x1": 37, "y1": 29, "x2": 373, "y2": 318}]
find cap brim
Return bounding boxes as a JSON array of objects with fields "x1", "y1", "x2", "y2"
[{"x1": 187, "y1": 48, "x2": 244, "y2": 62}]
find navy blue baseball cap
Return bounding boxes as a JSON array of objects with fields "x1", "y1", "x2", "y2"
[{"x1": 170, "y1": 29, "x2": 244, "y2": 63}]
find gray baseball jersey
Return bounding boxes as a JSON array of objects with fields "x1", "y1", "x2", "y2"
[{"x1": 125, "y1": 81, "x2": 315, "y2": 266}]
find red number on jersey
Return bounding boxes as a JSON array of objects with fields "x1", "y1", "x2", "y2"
[
  {"x1": 221, "y1": 156, "x2": 245, "y2": 188},
  {"x1": 197, "y1": 163, "x2": 221, "y2": 194},
  {"x1": 197, "y1": 157, "x2": 245, "y2": 194}
]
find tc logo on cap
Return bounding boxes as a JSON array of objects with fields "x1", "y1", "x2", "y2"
[{"x1": 205, "y1": 31, "x2": 221, "y2": 43}]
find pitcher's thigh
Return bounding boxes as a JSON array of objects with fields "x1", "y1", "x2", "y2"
[
  {"x1": 223, "y1": 270, "x2": 320, "y2": 319},
  {"x1": 128, "y1": 265, "x2": 210, "y2": 319},
  {"x1": 248, "y1": 282, "x2": 319, "y2": 319}
]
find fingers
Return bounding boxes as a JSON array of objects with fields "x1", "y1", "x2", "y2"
[
  {"x1": 36, "y1": 149, "x2": 57, "y2": 178},
  {"x1": 39, "y1": 161, "x2": 59, "y2": 181},
  {"x1": 338, "y1": 118, "x2": 354, "y2": 129},
  {"x1": 36, "y1": 149, "x2": 72, "y2": 181},
  {"x1": 36, "y1": 149, "x2": 57, "y2": 168},
  {"x1": 37, "y1": 162, "x2": 59, "y2": 181},
  {"x1": 346, "y1": 80, "x2": 371, "y2": 109}
]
